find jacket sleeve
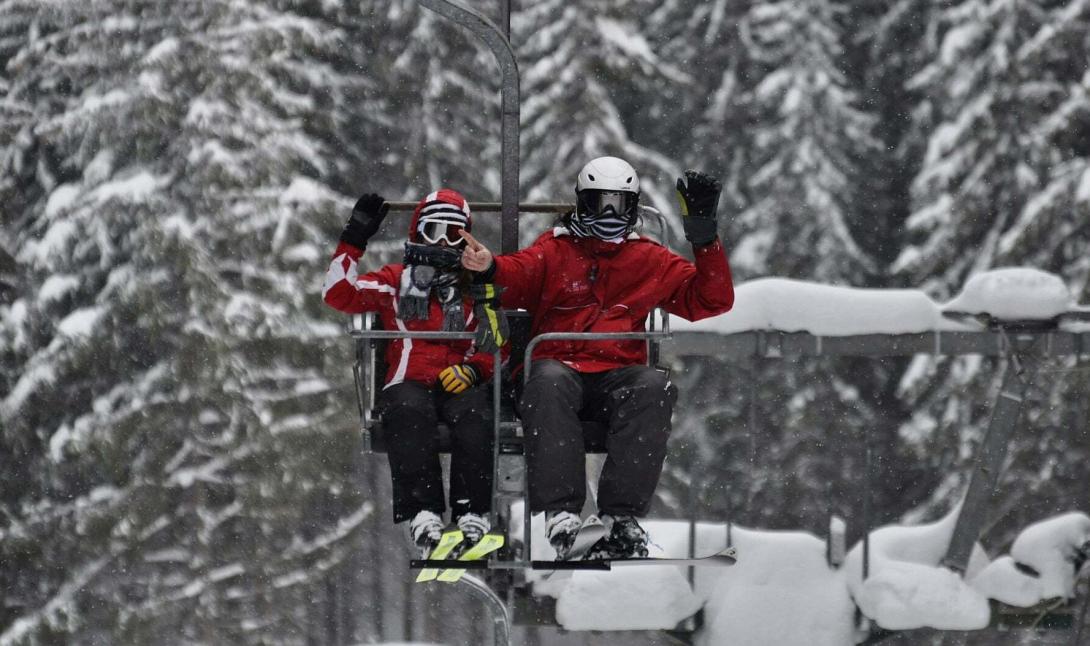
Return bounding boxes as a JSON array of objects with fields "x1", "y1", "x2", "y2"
[
  {"x1": 657, "y1": 239, "x2": 735, "y2": 321},
  {"x1": 322, "y1": 241, "x2": 398, "y2": 313},
  {"x1": 490, "y1": 241, "x2": 549, "y2": 310},
  {"x1": 463, "y1": 340, "x2": 509, "y2": 382}
]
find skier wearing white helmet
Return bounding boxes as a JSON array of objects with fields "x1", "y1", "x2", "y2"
[
  {"x1": 460, "y1": 156, "x2": 735, "y2": 560},
  {"x1": 567, "y1": 156, "x2": 642, "y2": 240}
]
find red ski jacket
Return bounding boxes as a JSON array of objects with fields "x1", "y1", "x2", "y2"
[
  {"x1": 323, "y1": 241, "x2": 500, "y2": 388},
  {"x1": 492, "y1": 228, "x2": 734, "y2": 373}
]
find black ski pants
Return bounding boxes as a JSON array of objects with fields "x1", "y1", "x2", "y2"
[
  {"x1": 519, "y1": 360, "x2": 677, "y2": 517},
  {"x1": 379, "y1": 381, "x2": 494, "y2": 523}
]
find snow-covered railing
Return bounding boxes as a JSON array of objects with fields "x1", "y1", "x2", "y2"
[
  {"x1": 658, "y1": 268, "x2": 1090, "y2": 584},
  {"x1": 662, "y1": 269, "x2": 1090, "y2": 360}
]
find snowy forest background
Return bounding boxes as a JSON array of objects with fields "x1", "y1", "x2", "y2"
[{"x1": 1, "y1": 0, "x2": 1089, "y2": 644}]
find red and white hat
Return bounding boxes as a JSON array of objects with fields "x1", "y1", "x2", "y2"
[{"x1": 409, "y1": 188, "x2": 472, "y2": 245}]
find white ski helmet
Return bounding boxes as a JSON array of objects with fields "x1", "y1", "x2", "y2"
[
  {"x1": 576, "y1": 156, "x2": 640, "y2": 193},
  {"x1": 572, "y1": 156, "x2": 641, "y2": 238}
]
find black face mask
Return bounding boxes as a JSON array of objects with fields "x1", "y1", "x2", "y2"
[{"x1": 403, "y1": 242, "x2": 463, "y2": 271}]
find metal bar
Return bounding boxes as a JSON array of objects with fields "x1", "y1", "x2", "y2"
[
  {"x1": 531, "y1": 560, "x2": 612, "y2": 571},
  {"x1": 382, "y1": 201, "x2": 573, "y2": 213},
  {"x1": 663, "y1": 330, "x2": 1090, "y2": 360},
  {"x1": 457, "y1": 573, "x2": 511, "y2": 646},
  {"x1": 524, "y1": 495, "x2": 532, "y2": 566},
  {"x1": 410, "y1": 559, "x2": 534, "y2": 570},
  {"x1": 941, "y1": 355, "x2": 1038, "y2": 573},
  {"x1": 351, "y1": 313, "x2": 375, "y2": 450},
  {"x1": 491, "y1": 349, "x2": 503, "y2": 528},
  {"x1": 418, "y1": 0, "x2": 520, "y2": 254},
  {"x1": 863, "y1": 428, "x2": 872, "y2": 581},
  {"x1": 349, "y1": 329, "x2": 476, "y2": 341},
  {"x1": 523, "y1": 330, "x2": 672, "y2": 384}
]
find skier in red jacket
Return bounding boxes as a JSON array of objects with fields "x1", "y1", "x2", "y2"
[
  {"x1": 323, "y1": 189, "x2": 505, "y2": 556},
  {"x1": 461, "y1": 156, "x2": 734, "y2": 559}
]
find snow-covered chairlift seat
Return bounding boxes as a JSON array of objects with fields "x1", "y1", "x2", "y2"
[{"x1": 348, "y1": 309, "x2": 671, "y2": 454}]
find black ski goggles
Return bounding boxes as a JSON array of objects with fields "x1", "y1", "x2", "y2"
[{"x1": 577, "y1": 189, "x2": 639, "y2": 220}]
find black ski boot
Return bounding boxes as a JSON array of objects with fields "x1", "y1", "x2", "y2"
[{"x1": 585, "y1": 515, "x2": 649, "y2": 560}]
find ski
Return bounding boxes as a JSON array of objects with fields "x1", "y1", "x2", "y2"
[
  {"x1": 533, "y1": 546, "x2": 738, "y2": 571},
  {"x1": 539, "y1": 515, "x2": 608, "y2": 582},
  {"x1": 415, "y1": 528, "x2": 464, "y2": 583},
  {"x1": 565, "y1": 515, "x2": 607, "y2": 561},
  {"x1": 436, "y1": 532, "x2": 505, "y2": 583}
]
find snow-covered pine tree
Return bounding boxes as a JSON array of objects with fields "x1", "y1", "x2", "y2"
[
  {"x1": 654, "y1": 1, "x2": 912, "y2": 537},
  {"x1": 642, "y1": 0, "x2": 753, "y2": 240},
  {"x1": 896, "y1": 0, "x2": 1085, "y2": 294},
  {"x1": 989, "y1": 0, "x2": 1090, "y2": 297},
  {"x1": 514, "y1": 0, "x2": 686, "y2": 243},
  {"x1": 895, "y1": 0, "x2": 1090, "y2": 541},
  {"x1": 733, "y1": 0, "x2": 880, "y2": 284},
  {"x1": 357, "y1": 1, "x2": 502, "y2": 216},
  {"x1": 842, "y1": 0, "x2": 937, "y2": 271},
  {"x1": 0, "y1": 1, "x2": 374, "y2": 642}
]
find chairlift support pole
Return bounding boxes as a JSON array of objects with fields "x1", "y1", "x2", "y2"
[
  {"x1": 419, "y1": 0, "x2": 520, "y2": 253},
  {"x1": 458, "y1": 573, "x2": 511, "y2": 646},
  {"x1": 941, "y1": 345, "x2": 1039, "y2": 573}
]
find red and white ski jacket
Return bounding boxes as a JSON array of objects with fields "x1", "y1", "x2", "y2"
[
  {"x1": 492, "y1": 228, "x2": 734, "y2": 373},
  {"x1": 323, "y1": 241, "x2": 499, "y2": 388}
]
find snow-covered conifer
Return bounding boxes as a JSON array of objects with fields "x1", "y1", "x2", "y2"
[{"x1": 733, "y1": 0, "x2": 881, "y2": 283}]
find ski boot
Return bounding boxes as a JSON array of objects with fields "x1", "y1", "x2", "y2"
[
  {"x1": 409, "y1": 510, "x2": 445, "y2": 558},
  {"x1": 585, "y1": 515, "x2": 649, "y2": 560},
  {"x1": 545, "y1": 511, "x2": 583, "y2": 559},
  {"x1": 455, "y1": 512, "x2": 491, "y2": 549}
]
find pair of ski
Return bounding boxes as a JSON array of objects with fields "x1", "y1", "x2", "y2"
[
  {"x1": 543, "y1": 515, "x2": 738, "y2": 574},
  {"x1": 413, "y1": 518, "x2": 738, "y2": 583},
  {"x1": 414, "y1": 529, "x2": 505, "y2": 583}
]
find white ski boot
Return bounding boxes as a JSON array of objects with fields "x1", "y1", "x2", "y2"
[
  {"x1": 546, "y1": 511, "x2": 583, "y2": 559},
  {"x1": 456, "y1": 512, "x2": 490, "y2": 546},
  {"x1": 409, "y1": 510, "x2": 445, "y2": 557}
]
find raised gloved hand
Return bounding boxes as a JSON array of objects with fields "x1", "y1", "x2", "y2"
[
  {"x1": 470, "y1": 283, "x2": 508, "y2": 354},
  {"x1": 675, "y1": 170, "x2": 722, "y2": 246},
  {"x1": 439, "y1": 364, "x2": 480, "y2": 394},
  {"x1": 340, "y1": 193, "x2": 390, "y2": 248}
]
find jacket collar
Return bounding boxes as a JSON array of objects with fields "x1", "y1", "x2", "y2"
[
  {"x1": 552, "y1": 226, "x2": 638, "y2": 243},
  {"x1": 553, "y1": 226, "x2": 638, "y2": 256}
]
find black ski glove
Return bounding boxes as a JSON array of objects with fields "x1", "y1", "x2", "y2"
[
  {"x1": 340, "y1": 193, "x2": 389, "y2": 248},
  {"x1": 676, "y1": 170, "x2": 722, "y2": 246},
  {"x1": 470, "y1": 283, "x2": 508, "y2": 354}
]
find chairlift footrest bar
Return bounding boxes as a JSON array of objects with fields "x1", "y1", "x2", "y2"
[
  {"x1": 411, "y1": 559, "x2": 491, "y2": 569},
  {"x1": 530, "y1": 560, "x2": 612, "y2": 571}
]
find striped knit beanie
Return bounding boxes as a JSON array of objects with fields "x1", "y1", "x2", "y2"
[{"x1": 409, "y1": 188, "x2": 472, "y2": 243}]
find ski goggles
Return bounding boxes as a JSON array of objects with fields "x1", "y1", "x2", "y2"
[
  {"x1": 418, "y1": 219, "x2": 467, "y2": 246},
  {"x1": 577, "y1": 189, "x2": 638, "y2": 220}
]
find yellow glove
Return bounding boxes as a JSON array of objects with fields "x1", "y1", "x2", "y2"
[{"x1": 439, "y1": 364, "x2": 479, "y2": 394}]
